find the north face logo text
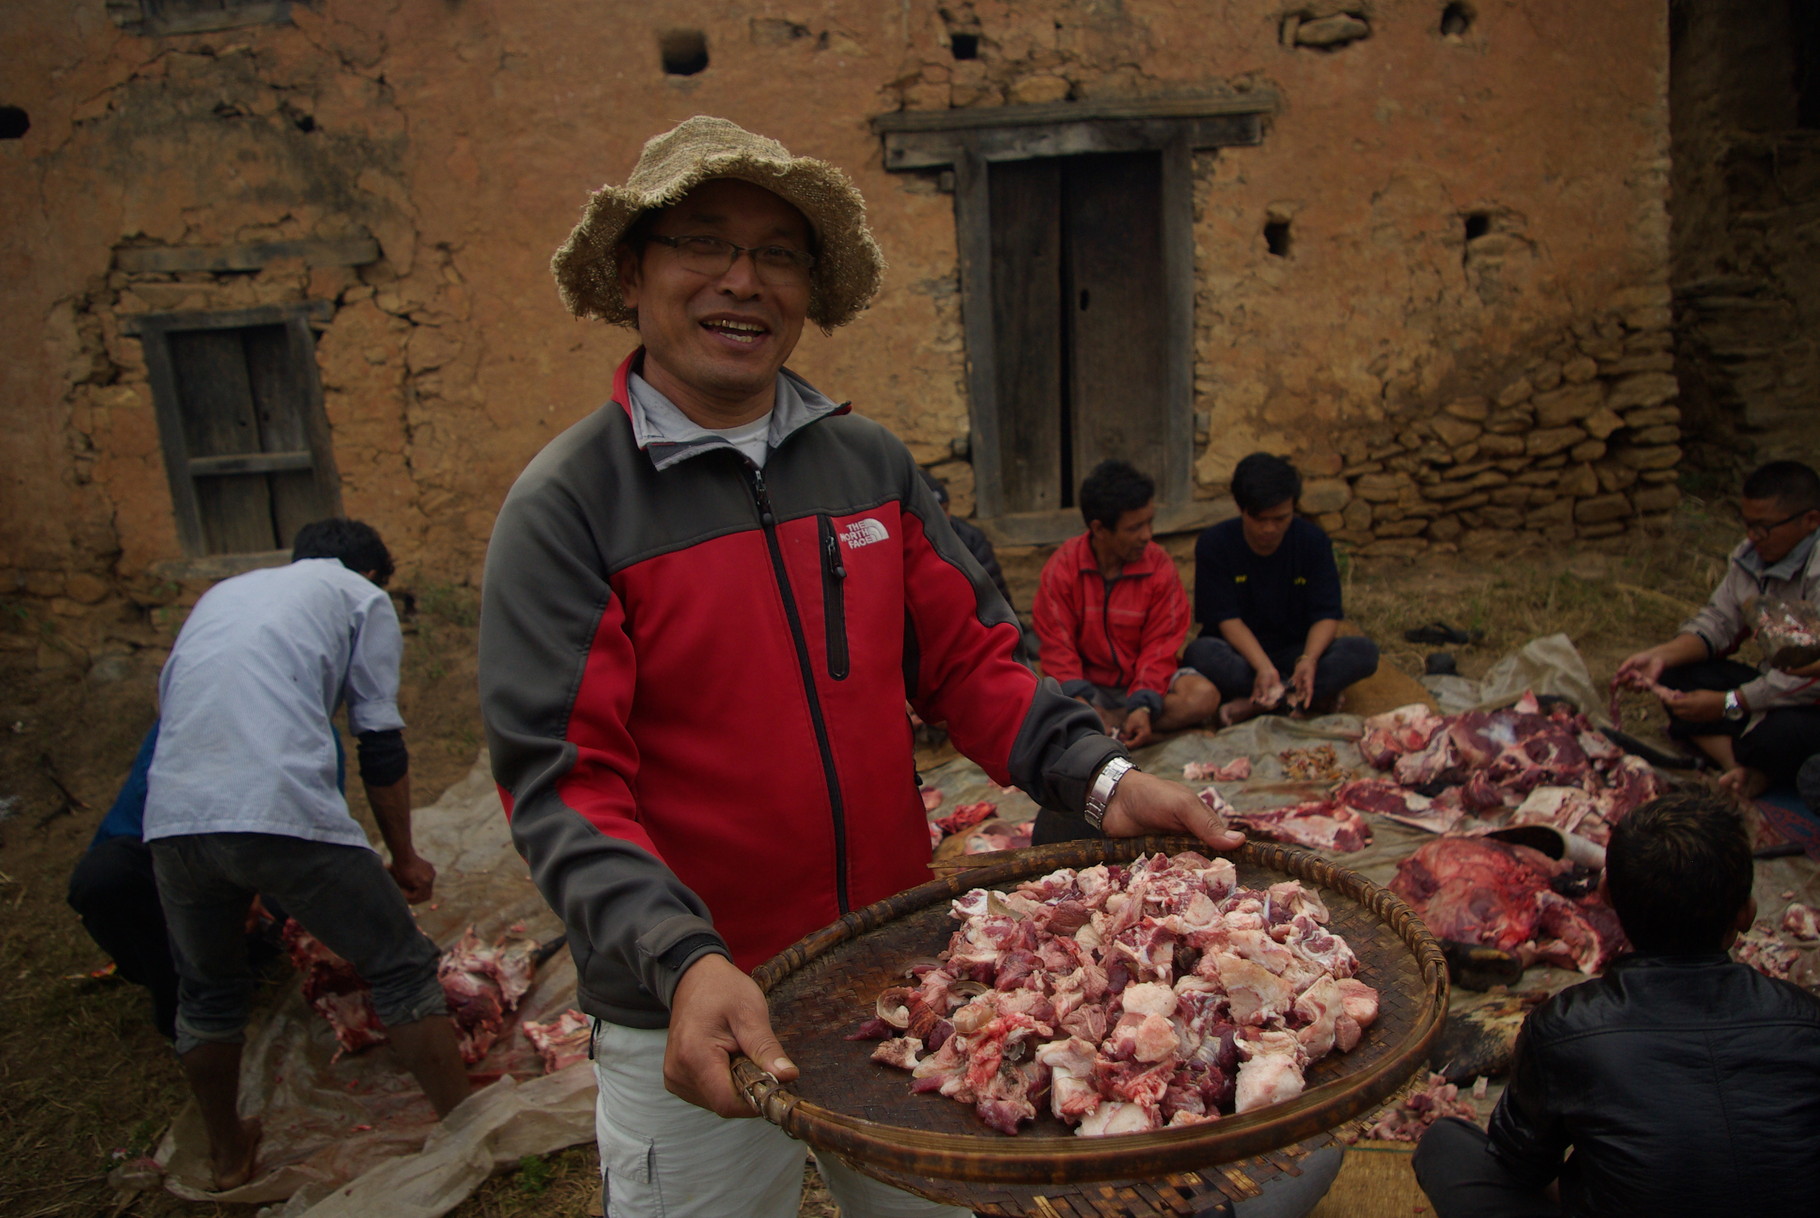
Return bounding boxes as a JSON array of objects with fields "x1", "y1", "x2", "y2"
[{"x1": 841, "y1": 518, "x2": 889, "y2": 548}]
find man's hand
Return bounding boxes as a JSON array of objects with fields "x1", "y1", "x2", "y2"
[
  {"x1": 1664, "y1": 688, "x2": 1725, "y2": 723},
  {"x1": 387, "y1": 853, "x2": 436, "y2": 904},
  {"x1": 1119, "y1": 706, "x2": 1156, "y2": 749},
  {"x1": 1100, "y1": 770, "x2": 1245, "y2": 852},
  {"x1": 1288, "y1": 656, "x2": 1317, "y2": 709},
  {"x1": 1615, "y1": 648, "x2": 1668, "y2": 689},
  {"x1": 665, "y1": 954, "x2": 798, "y2": 1118},
  {"x1": 1252, "y1": 667, "x2": 1284, "y2": 709}
]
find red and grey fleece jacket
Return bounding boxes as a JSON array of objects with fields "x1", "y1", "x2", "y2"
[
  {"x1": 1033, "y1": 533, "x2": 1192, "y2": 715},
  {"x1": 478, "y1": 352, "x2": 1119, "y2": 1028}
]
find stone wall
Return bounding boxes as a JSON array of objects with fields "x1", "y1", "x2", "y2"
[
  {"x1": 2, "y1": 0, "x2": 1675, "y2": 669},
  {"x1": 1669, "y1": 1, "x2": 1820, "y2": 478}
]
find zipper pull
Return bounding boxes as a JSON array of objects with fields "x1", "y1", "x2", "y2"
[
  {"x1": 750, "y1": 468, "x2": 775, "y2": 526},
  {"x1": 824, "y1": 527, "x2": 847, "y2": 579}
]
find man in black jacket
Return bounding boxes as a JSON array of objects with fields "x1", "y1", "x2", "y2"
[{"x1": 1412, "y1": 788, "x2": 1820, "y2": 1216}]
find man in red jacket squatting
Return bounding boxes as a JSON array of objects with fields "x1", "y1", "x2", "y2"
[
  {"x1": 478, "y1": 116, "x2": 1242, "y2": 1218},
  {"x1": 1033, "y1": 458, "x2": 1221, "y2": 750}
]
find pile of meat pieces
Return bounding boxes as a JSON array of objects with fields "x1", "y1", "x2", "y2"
[
  {"x1": 857, "y1": 852, "x2": 1379, "y2": 1136},
  {"x1": 1358, "y1": 694, "x2": 1664, "y2": 844},
  {"x1": 1389, "y1": 837, "x2": 1627, "y2": 974},
  {"x1": 284, "y1": 923, "x2": 539, "y2": 1064},
  {"x1": 1362, "y1": 1072, "x2": 1486, "y2": 1142}
]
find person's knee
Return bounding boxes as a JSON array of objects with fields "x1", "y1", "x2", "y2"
[{"x1": 369, "y1": 954, "x2": 449, "y2": 1028}]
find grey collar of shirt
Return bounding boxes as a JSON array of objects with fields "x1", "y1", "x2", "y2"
[
  {"x1": 1741, "y1": 528, "x2": 1819, "y2": 582},
  {"x1": 628, "y1": 367, "x2": 843, "y2": 472}
]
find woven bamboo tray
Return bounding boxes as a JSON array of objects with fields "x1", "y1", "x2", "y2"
[{"x1": 735, "y1": 837, "x2": 1448, "y2": 1214}]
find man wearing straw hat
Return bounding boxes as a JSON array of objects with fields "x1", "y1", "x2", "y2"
[{"x1": 478, "y1": 116, "x2": 1242, "y2": 1216}]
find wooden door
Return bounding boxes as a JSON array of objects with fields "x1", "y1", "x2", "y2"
[{"x1": 986, "y1": 151, "x2": 1168, "y2": 514}]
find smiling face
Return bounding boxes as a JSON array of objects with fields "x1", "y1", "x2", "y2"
[{"x1": 618, "y1": 178, "x2": 813, "y2": 427}]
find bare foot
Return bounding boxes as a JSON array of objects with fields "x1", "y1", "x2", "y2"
[
  {"x1": 1717, "y1": 766, "x2": 1770, "y2": 803},
  {"x1": 1217, "y1": 698, "x2": 1259, "y2": 728},
  {"x1": 213, "y1": 1117, "x2": 261, "y2": 1192}
]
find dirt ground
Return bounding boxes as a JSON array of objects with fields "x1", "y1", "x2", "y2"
[{"x1": 0, "y1": 498, "x2": 1746, "y2": 1218}]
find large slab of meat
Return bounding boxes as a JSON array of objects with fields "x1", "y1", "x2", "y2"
[
  {"x1": 1387, "y1": 837, "x2": 1626, "y2": 974},
  {"x1": 1358, "y1": 693, "x2": 1664, "y2": 844},
  {"x1": 283, "y1": 922, "x2": 541, "y2": 1065},
  {"x1": 859, "y1": 852, "x2": 1379, "y2": 1136},
  {"x1": 1201, "y1": 785, "x2": 1371, "y2": 854}
]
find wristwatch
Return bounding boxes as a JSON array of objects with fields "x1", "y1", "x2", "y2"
[
  {"x1": 1083, "y1": 756, "x2": 1137, "y2": 832},
  {"x1": 1723, "y1": 690, "x2": 1746, "y2": 721}
]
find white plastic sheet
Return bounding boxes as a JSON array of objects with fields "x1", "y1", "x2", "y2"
[{"x1": 150, "y1": 755, "x2": 596, "y2": 1215}]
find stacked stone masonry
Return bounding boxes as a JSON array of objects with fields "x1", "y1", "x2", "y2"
[{"x1": 1299, "y1": 306, "x2": 1682, "y2": 559}]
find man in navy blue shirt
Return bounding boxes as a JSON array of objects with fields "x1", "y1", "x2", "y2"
[{"x1": 1185, "y1": 453, "x2": 1378, "y2": 725}]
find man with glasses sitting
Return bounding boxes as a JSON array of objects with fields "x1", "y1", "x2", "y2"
[{"x1": 1616, "y1": 460, "x2": 1820, "y2": 799}]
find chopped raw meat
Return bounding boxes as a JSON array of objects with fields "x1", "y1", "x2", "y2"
[
  {"x1": 1362, "y1": 690, "x2": 1663, "y2": 843},
  {"x1": 1785, "y1": 903, "x2": 1820, "y2": 941},
  {"x1": 964, "y1": 820, "x2": 1034, "y2": 854},
  {"x1": 284, "y1": 921, "x2": 543, "y2": 1065},
  {"x1": 1184, "y1": 757, "x2": 1253, "y2": 783},
  {"x1": 1531, "y1": 889, "x2": 1627, "y2": 974},
  {"x1": 936, "y1": 801, "x2": 998, "y2": 836},
  {"x1": 1207, "y1": 787, "x2": 1370, "y2": 854},
  {"x1": 1389, "y1": 838, "x2": 1627, "y2": 971},
  {"x1": 1752, "y1": 598, "x2": 1820, "y2": 670},
  {"x1": 868, "y1": 853, "x2": 1376, "y2": 1136},
  {"x1": 1359, "y1": 704, "x2": 1446, "y2": 769},
  {"x1": 1362, "y1": 1072, "x2": 1485, "y2": 1141},
  {"x1": 1333, "y1": 779, "x2": 1458, "y2": 834},
  {"x1": 521, "y1": 1009, "x2": 592, "y2": 1073}
]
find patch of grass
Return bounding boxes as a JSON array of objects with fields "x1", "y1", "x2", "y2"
[
  {"x1": 415, "y1": 582, "x2": 481, "y2": 629},
  {"x1": 450, "y1": 1145, "x2": 599, "y2": 1217},
  {"x1": 514, "y1": 1152, "x2": 554, "y2": 1195}
]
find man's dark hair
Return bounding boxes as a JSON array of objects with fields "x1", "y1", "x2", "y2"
[
  {"x1": 292, "y1": 518, "x2": 395, "y2": 587},
  {"x1": 1741, "y1": 460, "x2": 1820, "y2": 513},
  {"x1": 1604, "y1": 788, "x2": 1752, "y2": 954},
  {"x1": 1079, "y1": 459, "x2": 1154, "y2": 531},
  {"x1": 1231, "y1": 452, "x2": 1302, "y2": 516},
  {"x1": 919, "y1": 467, "x2": 951, "y2": 508}
]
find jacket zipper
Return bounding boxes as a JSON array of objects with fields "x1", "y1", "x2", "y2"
[
  {"x1": 1099, "y1": 570, "x2": 1133, "y2": 687},
  {"x1": 819, "y1": 516, "x2": 850, "y2": 681},
  {"x1": 750, "y1": 467, "x2": 850, "y2": 913}
]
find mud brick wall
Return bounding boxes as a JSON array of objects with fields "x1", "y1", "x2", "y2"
[{"x1": 3, "y1": 0, "x2": 1673, "y2": 668}]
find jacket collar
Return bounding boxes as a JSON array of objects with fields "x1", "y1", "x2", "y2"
[
  {"x1": 611, "y1": 348, "x2": 848, "y2": 472},
  {"x1": 1064, "y1": 530, "x2": 1163, "y2": 581},
  {"x1": 1737, "y1": 527, "x2": 1820, "y2": 582}
]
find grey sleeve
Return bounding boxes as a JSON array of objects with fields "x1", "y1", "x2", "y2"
[{"x1": 478, "y1": 462, "x2": 726, "y2": 1017}]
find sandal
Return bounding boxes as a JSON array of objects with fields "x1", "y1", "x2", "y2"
[{"x1": 1403, "y1": 620, "x2": 1481, "y2": 646}]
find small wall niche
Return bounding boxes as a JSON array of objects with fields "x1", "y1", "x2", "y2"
[
  {"x1": 1440, "y1": 3, "x2": 1475, "y2": 38},
  {"x1": 660, "y1": 29, "x2": 709, "y2": 76},
  {"x1": 950, "y1": 32, "x2": 980, "y2": 60},
  {"x1": 0, "y1": 106, "x2": 28, "y2": 139},
  {"x1": 1264, "y1": 219, "x2": 1292, "y2": 257},
  {"x1": 1463, "y1": 212, "x2": 1492, "y2": 241}
]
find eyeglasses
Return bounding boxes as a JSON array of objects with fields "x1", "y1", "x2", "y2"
[
  {"x1": 645, "y1": 234, "x2": 815, "y2": 284},
  {"x1": 1740, "y1": 507, "x2": 1810, "y2": 539}
]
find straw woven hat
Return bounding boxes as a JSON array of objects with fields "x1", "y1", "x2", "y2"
[{"x1": 552, "y1": 116, "x2": 886, "y2": 331}]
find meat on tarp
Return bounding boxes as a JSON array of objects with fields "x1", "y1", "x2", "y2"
[
  {"x1": 283, "y1": 922, "x2": 549, "y2": 1065},
  {"x1": 1358, "y1": 693, "x2": 1665, "y2": 843},
  {"x1": 1388, "y1": 837, "x2": 1626, "y2": 974}
]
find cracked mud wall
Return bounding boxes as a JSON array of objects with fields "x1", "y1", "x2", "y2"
[{"x1": 4, "y1": 0, "x2": 1671, "y2": 668}]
